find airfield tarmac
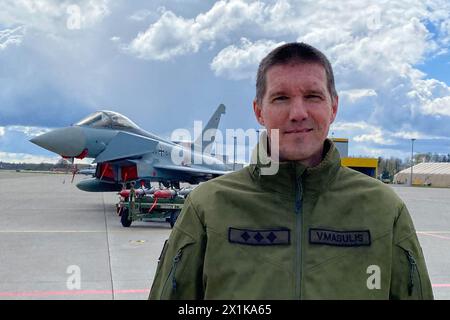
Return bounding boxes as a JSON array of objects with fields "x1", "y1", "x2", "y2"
[{"x1": 0, "y1": 171, "x2": 449, "y2": 300}]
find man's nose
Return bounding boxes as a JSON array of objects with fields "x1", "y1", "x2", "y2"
[{"x1": 289, "y1": 98, "x2": 308, "y2": 122}]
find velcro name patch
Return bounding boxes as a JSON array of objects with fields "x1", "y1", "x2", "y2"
[
  {"x1": 309, "y1": 228, "x2": 371, "y2": 247},
  {"x1": 228, "y1": 227, "x2": 290, "y2": 246}
]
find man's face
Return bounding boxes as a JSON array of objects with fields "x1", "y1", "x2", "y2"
[{"x1": 253, "y1": 62, "x2": 338, "y2": 166}]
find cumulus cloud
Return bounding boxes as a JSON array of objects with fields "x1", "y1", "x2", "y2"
[
  {"x1": 6, "y1": 126, "x2": 52, "y2": 138},
  {"x1": 120, "y1": 0, "x2": 449, "y2": 154},
  {"x1": 0, "y1": 0, "x2": 110, "y2": 32},
  {"x1": 421, "y1": 96, "x2": 450, "y2": 117},
  {"x1": 126, "y1": 0, "x2": 450, "y2": 102},
  {"x1": 210, "y1": 38, "x2": 284, "y2": 80},
  {"x1": 390, "y1": 130, "x2": 450, "y2": 140},
  {"x1": 0, "y1": 151, "x2": 60, "y2": 164},
  {"x1": 127, "y1": 10, "x2": 200, "y2": 60},
  {"x1": 331, "y1": 120, "x2": 450, "y2": 150},
  {"x1": 126, "y1": 0, "x2": 265, "y2": 60},
  {"x1": 350, "y1": 145, "x2": 410, "y2": 159},
  {"x1": 332, "y1": 121, "x2": 395, "y2": 145},
  {"x1": 128, "y1": 9, "x2": 153, "y2": 22},
  {"x1": 0, "y1": 25, "x2": 26, "y2": 50},
  {"x1": 339, "y1": 89, "x2": 377, "y2": 103},
  {"x1": 2, "y1": 0, "x2": 450, "y2": 159},
  {"x1": 0, "y1": 1, "x2": 112, "y2": 128},
  {"x1": 331, "y1": 121, "x2": 372, "y2": 132},
  {"x1": 354, "y1": 132, "x2": 395, "y2": 145}
]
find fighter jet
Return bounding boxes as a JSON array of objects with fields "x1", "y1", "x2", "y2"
[
  {"x1": 77, "y1": 167, "x2": 96, "y2": 176},
  {"x1": 30, "y1": 104, "x2": 231, "y2": 192}
]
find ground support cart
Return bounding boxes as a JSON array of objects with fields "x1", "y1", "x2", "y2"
[{"x1": 117, "y1": 188, "x2": 185, "y2": 228}]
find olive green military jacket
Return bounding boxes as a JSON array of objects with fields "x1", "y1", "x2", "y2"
[{"x1": 149, "y1": 138, "x2": 433, "y2": 300}]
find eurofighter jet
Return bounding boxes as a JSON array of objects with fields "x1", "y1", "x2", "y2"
[{"x1": 30, "y1": 104, "x2": 231, "y2": 192}]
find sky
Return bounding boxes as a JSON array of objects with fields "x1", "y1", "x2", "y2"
[{"x1": 0, "y1": 0, "x2": 450, "y2": 164}]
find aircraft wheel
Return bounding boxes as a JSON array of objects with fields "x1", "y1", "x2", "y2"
[
  {"x1": 121, "y1": 208, "x2": 132, "y2": 227},
  {"x1": 169, "y1": 210, "x2": 181, "y2": 228}
]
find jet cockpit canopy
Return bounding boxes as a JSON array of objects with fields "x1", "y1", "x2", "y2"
[{"x1": 75, "y1": 111, "x2": 140, "y2": 130}]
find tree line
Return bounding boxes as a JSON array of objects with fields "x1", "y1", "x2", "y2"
[{"x1": 0, "y1": 158, "x2": 93, "y2": 172}]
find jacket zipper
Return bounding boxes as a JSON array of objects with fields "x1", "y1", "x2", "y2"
[
  {"x1": 404, "y1": 249, "x2": 423, "y2": 299},
  {"x1": 295, "y1": 176, "x2": 303, "y2": 299},
  {"x1": 160, "y1": 249, "x2": 183, "y2": 298}
]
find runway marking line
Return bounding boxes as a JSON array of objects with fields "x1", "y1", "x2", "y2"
[
  {"x1": 0, "y1": 231, "x2": 106, "y2": 233},
  {"x1": 1, "y1": 285, "x2": 450, "y2": 297},
  {"x1": 0, "y1": 289, "x2": 150, "y2": 298},
  {"x1": 417, "y1": 232, "x2": 450, "y2": 241},
  {"x1": 417, "y1": 231, "x2": 450, "y2": 234},
  {"x1": 433, "y1": 284, "x2": 450, "y2": 288},
  {"x1": 1, "y1": 230, "x2": 448, "y2": 297},
  {"x1": 0, "y1": 230, "x2": 153, "y2": 233}
]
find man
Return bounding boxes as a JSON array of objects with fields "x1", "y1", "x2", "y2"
[{"x1": 149, "y1": 42, "x2": 433, "y2": 299}]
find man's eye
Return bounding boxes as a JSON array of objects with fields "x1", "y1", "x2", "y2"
[
  {"x1": 272, "y1": 96, "x2": 289, "y2": 102},
  {"x1": 306, "y1": 95, "x2": 323, "y2": 100}
]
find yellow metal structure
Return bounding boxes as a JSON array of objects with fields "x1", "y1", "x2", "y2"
[
  {"x1": 330, "y1": 137, "x2": 378, "y2": 178},
  {"x1": 341, "y1": 157, "x2": 378, "y2": 178},
  {"x1": 332, "y1": 138, "x2": 349, "y2": 143}
]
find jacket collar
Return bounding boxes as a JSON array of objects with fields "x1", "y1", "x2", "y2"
[{"x1": 249, "y1": 131, "x2": 341, "y2": 195}]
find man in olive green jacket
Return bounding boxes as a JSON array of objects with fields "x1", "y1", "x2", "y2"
[{"x1": 149, "y1": 42, "x2": 433, "y2": 299}]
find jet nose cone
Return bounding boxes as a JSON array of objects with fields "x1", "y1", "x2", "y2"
[{"x1": 30, "y1": 127, "x2": 86, "y2": 157}]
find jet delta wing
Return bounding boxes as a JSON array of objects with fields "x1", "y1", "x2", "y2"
[{"x1": 30, "y1": 104, "x2": 232, "y2": 192}]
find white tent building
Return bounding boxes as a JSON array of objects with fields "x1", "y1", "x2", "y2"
[{"x1": 394, "y1": 163, "x2": 450, "y2": 187}]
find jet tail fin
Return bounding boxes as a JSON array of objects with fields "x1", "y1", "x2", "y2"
[{"x1": 194, "y1": 103, "x2": 226, "y2": 153}]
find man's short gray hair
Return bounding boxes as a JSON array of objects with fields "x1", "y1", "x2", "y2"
[{"x1": 256, "y1": 42, "x2": 338, "y2": 105}]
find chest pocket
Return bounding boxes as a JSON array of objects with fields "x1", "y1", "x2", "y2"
[{"x1": 302, "y1": 229, "x2": 393, "y2": 299}]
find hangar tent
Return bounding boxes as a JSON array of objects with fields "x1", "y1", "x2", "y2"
[{"x1": 393, "y1": 163, "x2": 450, "y2": 187}]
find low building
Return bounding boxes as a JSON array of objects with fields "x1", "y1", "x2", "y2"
[{"x1": 393, "y1": 163, "x2": 450, "y2": 187}]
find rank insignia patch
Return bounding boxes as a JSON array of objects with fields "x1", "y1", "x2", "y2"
[
  {"x1": 309, "y1": 228, "x2": 371, "y2": 247},
  {"x1": 228, "y1": 227, "x2": 290, "y2": 246}
]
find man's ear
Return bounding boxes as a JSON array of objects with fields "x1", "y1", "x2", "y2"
[
  {"x1": 253, "y1": 100, "x2": 265, "y2": 126},
  {"x1": 330, "y1": 95, "x2": 338, "y2": 124}
]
